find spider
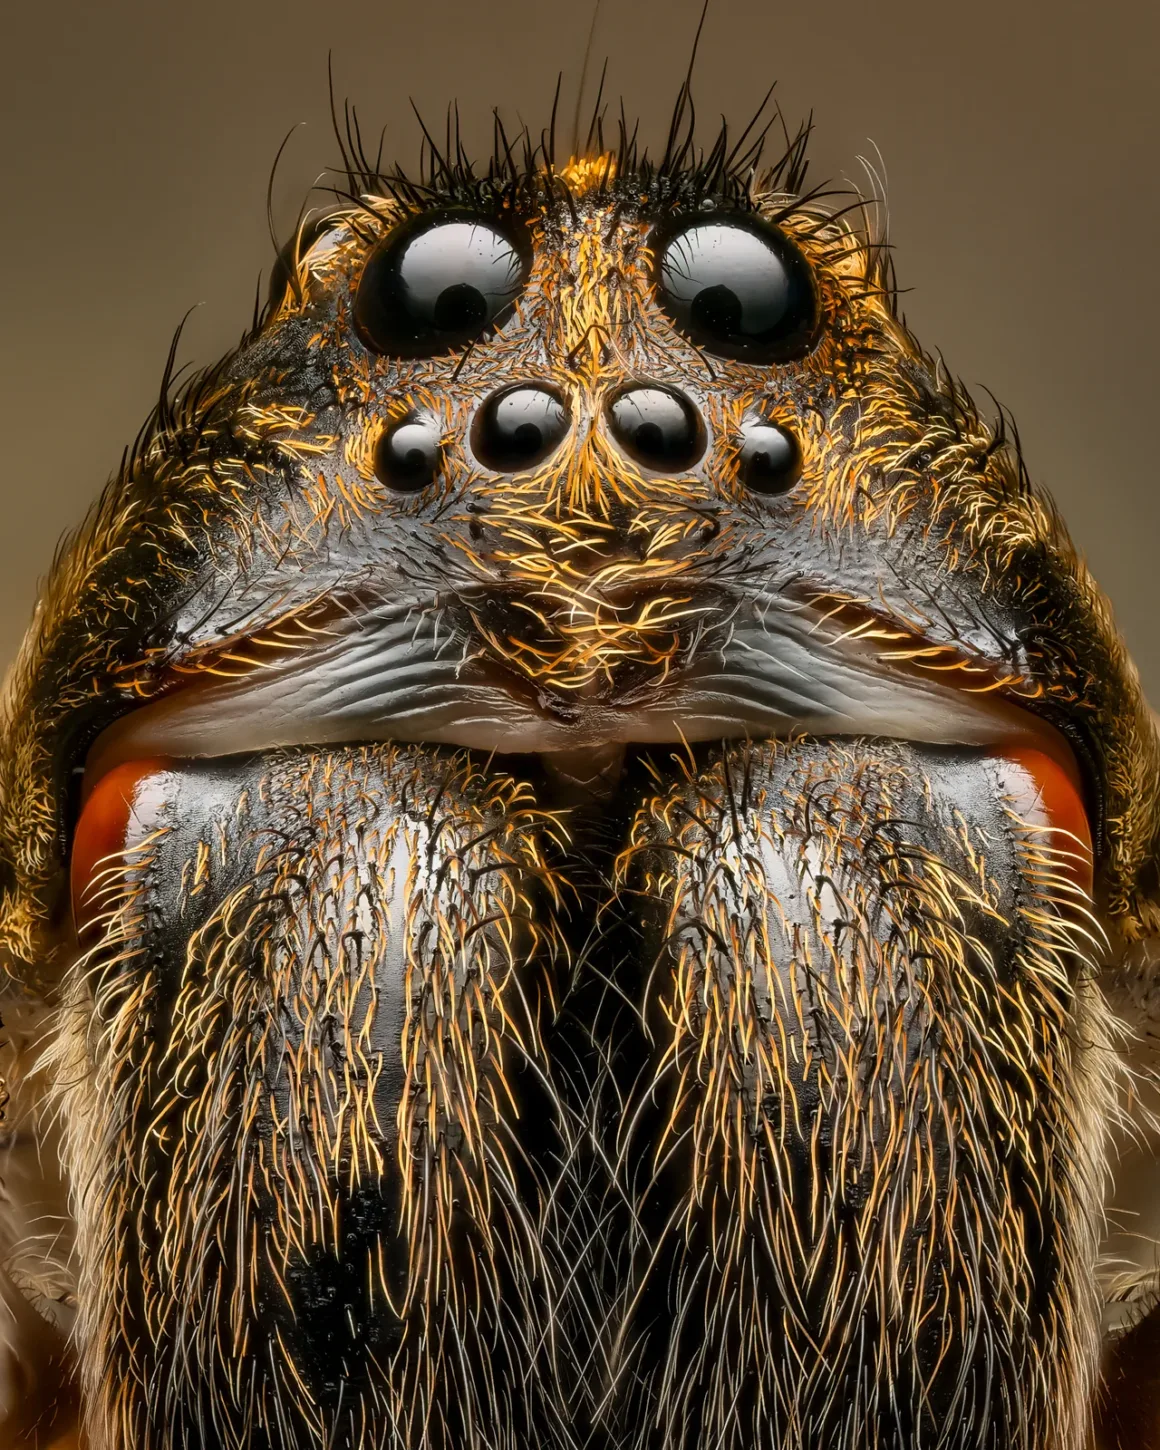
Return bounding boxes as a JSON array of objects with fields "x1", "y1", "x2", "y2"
[{"x1": 0, "y1": 69, "x2": 1157, "y2": 1450}]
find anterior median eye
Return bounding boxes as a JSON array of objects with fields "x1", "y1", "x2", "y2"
[
  {"x1": 355, "y1": 211, "x2": 529, "y2": 357},
  {"x1": 473, "y1": 386, "x2": 570, "y2": 472},
  {"x1": 654, "y1": 216, "x2": 817, "y2": 363}
]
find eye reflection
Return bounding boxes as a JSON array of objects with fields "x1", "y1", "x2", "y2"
[
  {"x1": 736, "y1": 419, "x2": 802, "y2": 495},
  {"x1": 655, "y1": 216, "x2": 817, "y2": 363},
  {"x1": 606, "y1": 385, "x2": 705, "y2": 472},
  {"x1": 355, "y1": 212, "x2": 529, "y2": 358},
  {"x1": 374, "y1": 417, "x2": 444, "y2": 492},
  {"x1": 473, "y1": 386, "x2": 571, "y2": 473}
]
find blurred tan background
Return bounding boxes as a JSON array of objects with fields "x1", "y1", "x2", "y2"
[{"x1": 1, "y1": 0, "x2": 1156, "y2": 690}]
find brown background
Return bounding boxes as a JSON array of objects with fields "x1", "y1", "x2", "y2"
[{"x1": 1, "y1": 0, "x2": 1156, "y2": 691}]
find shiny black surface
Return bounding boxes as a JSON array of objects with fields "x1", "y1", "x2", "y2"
[
  {"x1": 473, "y1": 386, "x2": 570, "y2": 472},
  {"x1": 655, "y1": 217, "x2": 817, "y2": 362},
  {"x1": 737, "y1": 419, "x2": 802, "y2": 494},
  {"x1": 374, "y1": 417, "x2": 443, "y2": 491},
  {"x1": 356, "y1": 212, "x2": 528, "y2": 357},
  {"x1": 606, "y1": 385, "x2": 705, "y2": 471}
]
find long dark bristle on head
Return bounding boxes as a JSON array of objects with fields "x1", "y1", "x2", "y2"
[
  {"x1": 570, "y1": 0, "x2": 606, "y2": 158},
  {"x1": 319, "y1": 66, "x2": 819, "y2": 226}
]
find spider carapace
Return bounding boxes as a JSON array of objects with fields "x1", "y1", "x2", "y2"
[{"x1": 2, "y1": 92, "x2": 1160, "y2": 1450}]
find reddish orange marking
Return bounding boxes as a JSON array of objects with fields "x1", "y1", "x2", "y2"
[
  {"x1": 995, "y1": 744, "x2": 1093, "y2": 894},
  {"x1": 71, "y1": 757, "x2": 173, "y2": 936}
]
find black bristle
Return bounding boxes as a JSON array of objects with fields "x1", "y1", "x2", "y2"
[
  {"x1": 546, "y1": 73, "x2": 563, "y2": 170},
  {"x1": 306, "y1": 53, "x2": 898, "y2": 274},
  {"x1": 317, "y1": 12, "x2": 848, "y2": 232},
  {"x1": 583, "y1": 59, "x2": 609, "y2": 158}
]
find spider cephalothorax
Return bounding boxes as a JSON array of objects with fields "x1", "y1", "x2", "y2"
[{"x1": 1, "y1": 92, "x2": 1158, "y2": 1450}]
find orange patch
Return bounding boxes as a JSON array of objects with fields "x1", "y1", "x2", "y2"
[
  {"x1": 996, "y1": 744, "x2": 1093, "y2": 894},
  {"x1": 558, "y1": 154, "x2": 618, "y2": 193},
  {"x1": 71, "y1": 758, "x2": 174, "y2": 936}
]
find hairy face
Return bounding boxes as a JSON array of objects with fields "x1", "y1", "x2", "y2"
[{"x1": 1, "y1": 113, "x2": 1159, "y2": 1450}]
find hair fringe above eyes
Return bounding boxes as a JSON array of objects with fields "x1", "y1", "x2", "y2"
[{"x1": 325, "y1": 64, "x2": 815, "y2": 219}]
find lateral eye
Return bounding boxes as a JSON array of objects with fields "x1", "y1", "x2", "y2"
[
  {"x1": 268, "y1": 212, "x2": 346, "y2": 307},
  {"x1": 653, "y1": 216, "x2": 817, "y2": 363},
  {"x1": 355, "y1": 211, "x2": 529, "y2": 358}
]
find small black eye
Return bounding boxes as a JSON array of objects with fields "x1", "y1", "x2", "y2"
[
  {"x1": 374, "y1": 417, "x2": 443, "y2": 492},
  {"x1": 737, "y1": 420, "x2": 802, "y2": 495},
  {"x1": 654, "y1": 217, "x2": 817, "y2": 363},
  {"x1": 473, "y1": 386, "x2": 570, "y2": 473},
  {"x1": 356, "y1": 211, "x2": 529, "y2": 358}
]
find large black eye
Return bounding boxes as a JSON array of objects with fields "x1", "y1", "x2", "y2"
[
  {"x1": 654, "y1": 216, "x2": 817, "y2": 363},
  {"x1": 355, "y1": 211, "x2": 529, "y2": 358}
]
